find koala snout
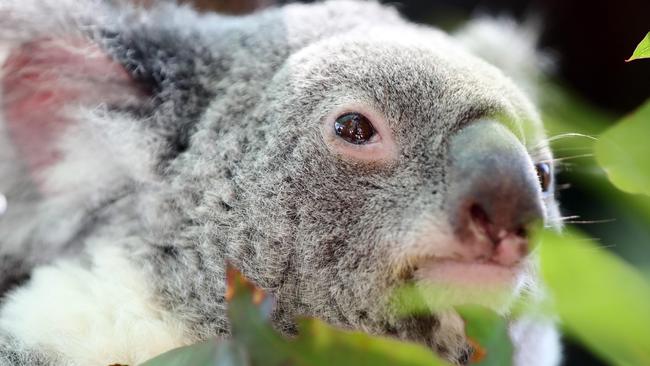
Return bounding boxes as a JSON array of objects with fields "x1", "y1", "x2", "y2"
[{"x1": 445, "y1": 120, "x2": 544, "y2": 265}]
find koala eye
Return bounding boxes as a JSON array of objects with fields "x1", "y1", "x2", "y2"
[
  {"x1": 535, "y1": 162, "x2": 552, "y2": 192},
  {"x1": 334, "y1": 113, "x2": 376, "y2": 144}
]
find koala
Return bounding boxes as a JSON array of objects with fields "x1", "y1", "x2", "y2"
[{"x1": 0, "y1": 0, "x2": 561, "y2": 365}]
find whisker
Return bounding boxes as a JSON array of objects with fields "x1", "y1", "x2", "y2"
[
  {"x1": 562, "y1": 218, "x2": 617, "y2": 225},
  {"x1": 552, "y1": 147, "x2": 594, "y2": 153},
  {"x1": 554, "y1": 163, "x2": 606, "y2": 173},
  {"x1": 561, "y1": 244, "x2": 617, "y2": 254},
  {"x1": 554, "y1": 183, "x2": 572, "y2": 191},
  {"x1": 533, "y1": 132, "x2": 598, "y2": 151},
  {"x1": 544, "y1": 132, "x2": 598, "y2": 144},
  {"x1": 547, "y1": 215, "x2": 581, "y2": 222},
  {"x1": 540, "y1": 153, "x2": 594, "y2": 163}
]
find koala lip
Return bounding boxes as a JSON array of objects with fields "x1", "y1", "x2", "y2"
[
  {"x1": 414, "y1": 259, "x2": 521, "y2": 286},
  {"x1": 412, "y1": 256, "x2": 525, "y2": 289},
  {"x1": 409, "y1": 221, "x2": 529, "y2": 287},
  {"x1": 407, "y1": 259, "x2": 525, "y2": 311}
]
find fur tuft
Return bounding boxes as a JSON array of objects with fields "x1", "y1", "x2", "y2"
[{"x1": 454, "y1": 16, "x2": 554, "y2": 101}]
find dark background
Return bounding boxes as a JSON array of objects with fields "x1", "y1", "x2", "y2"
[
  {"x1": 190, "y1": 0, "x2": 650, "y2": 364},
  {"x1": 392, "y1": 0, "x2": 650, "y2": 115}
]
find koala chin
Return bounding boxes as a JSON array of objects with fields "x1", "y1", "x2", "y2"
[{"x1": 0, "y1": 1, "x2": 560, "y2": 365}]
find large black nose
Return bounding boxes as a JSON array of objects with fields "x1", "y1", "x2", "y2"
[{"x1": 446, "y1": 120, "x2": 544, "y2": 243}]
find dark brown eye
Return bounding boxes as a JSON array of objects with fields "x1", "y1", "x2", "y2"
[
  {"x1": 334, "y1": 113, "x2": 376, "y2": 145},
  {"x1": 535, "y1": 162, "x2": 552, "y2": 192}
]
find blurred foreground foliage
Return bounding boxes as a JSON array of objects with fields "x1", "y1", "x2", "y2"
[
  {"x1": 142, "y1": 265, "x2": 452, "y2": 366},
  {"x1": 539, "y1": 229, "x2": 650, "y2": 366},
  {"x1": 139, "y1": 36, "x2": 650, "y2": 366},
  {"x1": 595, "y1": 101, "x2": 650, "y2": 196},
  {"x1": 142, "y1": 266, "x2": 521, "y2": 366}
]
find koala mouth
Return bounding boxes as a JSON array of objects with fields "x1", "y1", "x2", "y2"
[
  {"x1": 393, "y1": 258, "x2": 526, "y2": 313},
  {"x1": 413, "y1": 258, "x2": 523, "y2": 287},
  {"x1": 405, "y1": 216, "x2": 530, "y2": 289},
  {"x1": 412, "y1": 203, "x2": 532, "y2": 288}
]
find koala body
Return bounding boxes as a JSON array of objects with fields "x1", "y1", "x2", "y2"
[{"x1": 0, "y1": 1, "x2": 560, "y2": 365}]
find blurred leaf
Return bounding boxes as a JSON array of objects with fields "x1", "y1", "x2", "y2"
[
  {"x1": 541, "y1": 82, "x2": 650, "y2": 269},
  {"x1": 139, "y1": 340, "x2": 246, "y2": 366},
  {"x1": 225, "y1": 264, "x2": 292, "y2": 366},
  {"x1": 141, "y1": 264, "x2": 453, "y2": 366},
  {"x1": 291, "y1": 319, "x2": 451, "y2": 366},
  {"x1": 390, "y1": 282, "x2": 517, "y2": 318},
  {"x1": 227, "y1": 264, "x2": 452, "y2": 366},
  {"x1": 594, "y1": 101, "x2": 650, "y2": 196},
  {"x1": 538, "y1": 228, "x2": 650, "y2": 366},
  {"x1": 626, "y1": 32, "x2": 650, "y2": 62},
  {"x1": 388, "y1": 285, "x2": 515, "y2": 365},
  {"x1": 457, "y1": 306, "x2": 513, "y2": 366}
]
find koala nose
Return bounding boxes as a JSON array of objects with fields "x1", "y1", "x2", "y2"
[{"x1": 445, "y1": 121, "x2": 544, "y2": 263}]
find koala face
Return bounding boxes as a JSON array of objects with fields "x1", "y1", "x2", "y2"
[{"x1": 215, "y1": 11, "x2": 558, "y2": 360}]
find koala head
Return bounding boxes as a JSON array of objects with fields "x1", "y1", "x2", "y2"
[
  {"x1": 168, "y1": 2, "x2": 557, "y2": 360},
  {"x1": 0, "y1": 0, "x2": 558, "y2": 363}
]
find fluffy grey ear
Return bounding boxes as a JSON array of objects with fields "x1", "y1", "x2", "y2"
[
  {"x1": 0, "y1": 0, "x2": 217, "y2": 194},
  {"x1": 4, "y1": 40, "x2": 146, "y2": 174},
  {"x1": 453, "y1": 17, "x2": 553, "y2": 101}
]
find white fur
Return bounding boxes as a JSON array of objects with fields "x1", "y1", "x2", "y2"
[
  {"x1": 0, "y1": 244, "x2": 190, "y2": 366},
  {"x1": 44, "y1": 108, "x2": 161, "y2": 195},
  {"x1": 510, "y1": 317, "x2": 562, "y2": 366},
  {"x1": 0, "y1": 194, "x2": 6, "y2": 216}
]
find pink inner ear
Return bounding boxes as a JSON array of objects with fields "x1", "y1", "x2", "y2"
[{"x1": 1, "y1": 38, "x2": 145, "y2": 184}]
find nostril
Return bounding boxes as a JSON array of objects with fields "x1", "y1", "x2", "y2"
[
  {"x1": 467, "y1": 202, "x2": 530, "y2": 266},
  {"x1": 515, "y1": 226, "x2": 527, "y2": 238},
  {"x1": 448, "y1": 121, "x2": 545, "y2": 245},
  {"x1": 469, "y1": 203, "x2": 490, "y2": 229},
  {"x1": 468, "y1": 203, "x2": 529, "y2": 243},
  {"x1": 468, "y1": 203, "x2": 497, "y2": 244}
]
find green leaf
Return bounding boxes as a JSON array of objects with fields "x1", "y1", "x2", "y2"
[
  {"x1": 291, "y1": 319, "x2": 451, "y2": 366},
  {"x1": 140, "y1": 264, "x2": 453, "y2": 366},
  {"x1": 594, "y1": 100, "x2": 650, "y2": 196},
  {"x1": 388, "y1": 286, "x2": 515, "y2": 365},
  {"x1": 139, "y1": 340, "x2": 246, "y2": 366},
  {"x1": 457, "y1": 306, "x2": 513, "y2": 366},
  {"x1": 538, "y1": 228, "x2": 650, "y2": 366},
  {"x1": 626, "y1": 32, "x2": 650, "y2": 61},
  {"x1": 540, "y1": 83, "x2": 650, "y2": 269},
  {"x1": 225, "y1": 264, "x2": 452, "y2": 366}
]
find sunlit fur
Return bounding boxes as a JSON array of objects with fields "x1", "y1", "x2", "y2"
[{"x1": 0, "y1": 1, "x2": 560, "y2": 365}]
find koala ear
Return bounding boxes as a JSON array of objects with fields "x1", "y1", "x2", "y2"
[
  {"x1": 453, "y1": 17, "x2": 553, "y2": 101},
  {"x1": 1, "y1": 0, "x2": 218, "y2": 195},
  {"x1": 2, "y1": 38, "x2": 147, "y2": 182}
]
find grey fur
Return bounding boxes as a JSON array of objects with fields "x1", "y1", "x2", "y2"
[{"x1": 0, "y1": 1, "x2": 560, "y2": 365}]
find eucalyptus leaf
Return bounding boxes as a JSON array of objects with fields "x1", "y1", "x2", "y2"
[
  {"x1": 139, "y1": 339, "x2": 247, "y2": 366},
  {"x1": 140, "y1": 265, "x2": 453, "y2": 366},
  {"x1": 594, "y1": 101, "x2": 650, "y2": 196},
  {"x1": 226, "y1": 265, "x2": 451, "y2": 366},
  {"x1": 457, "y1": 305, "x2": 513, "y2": 366},
  {"x1": 538, "y1": 228, "x2": 650, "y2": 366},
  {"x1": 626, "y1": 32, "x2": 650, "y2": 61}
]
